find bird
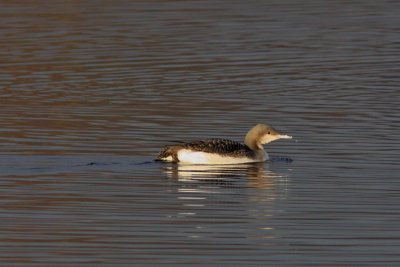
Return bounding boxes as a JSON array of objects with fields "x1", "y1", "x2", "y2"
[{"x1": 156, "y1": 123, "x2": 292, "y2": 164}]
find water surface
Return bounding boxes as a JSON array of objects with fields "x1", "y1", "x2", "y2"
[{"x1": 1, "y1": 0, "x2": 400, "y2": 265}]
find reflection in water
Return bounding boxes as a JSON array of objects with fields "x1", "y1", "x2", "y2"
[
  {"x1": 162, "y1": 162, "x2": 289, "y2": 189},
  {"x1": 161, "y1": 162, "x2": 291, "y2": 242}
]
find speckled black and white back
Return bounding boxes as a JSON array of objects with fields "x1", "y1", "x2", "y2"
[{"x1": 156, "y1": 138, "x2": 255, "y2": 163}]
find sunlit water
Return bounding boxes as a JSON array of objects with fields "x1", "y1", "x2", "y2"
[{"x1": 1, "y1": 0, "x2": 400, "y2": 265}]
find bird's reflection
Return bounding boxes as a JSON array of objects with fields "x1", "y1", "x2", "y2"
[
  {"x1": 160, "y1": 162, "x2": 291, "y2": 242},
  {"x1": 161, "y1": 162, "x2": 288, "y2": 189}
]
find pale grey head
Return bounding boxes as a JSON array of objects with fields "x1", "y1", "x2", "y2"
[{"x1": 244, "y1": 123, "x2": 292, "y2": 150}]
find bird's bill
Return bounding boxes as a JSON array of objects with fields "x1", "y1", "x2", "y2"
[{"x1": 277, "y1": 134, "x2": 292, "y2": 139}]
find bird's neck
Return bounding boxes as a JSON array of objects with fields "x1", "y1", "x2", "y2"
[{"x1": 244, "y1": 129, "x2": 262, "y2": 150}]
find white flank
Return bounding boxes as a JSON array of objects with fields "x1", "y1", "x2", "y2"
[{"x1": 177, "y1": 149, "x2": 268, "y2": 164}]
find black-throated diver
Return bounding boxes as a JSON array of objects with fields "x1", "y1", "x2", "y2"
[{"x1": 156, "y1": 124, "x2": 292, "y2": 164}]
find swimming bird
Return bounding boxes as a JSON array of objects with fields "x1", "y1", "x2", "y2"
[{"x1": 156, "y1": 124, "x2": 292, "y2": 164}]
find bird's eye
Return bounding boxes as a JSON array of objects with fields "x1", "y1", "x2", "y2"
[{"x1": 267, "y1": 131, "x2": 270, "y2": 134}]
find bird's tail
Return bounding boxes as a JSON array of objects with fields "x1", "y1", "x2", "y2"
[{"x1": 156, "y1": 145, "x2": 182, "y2": 162}]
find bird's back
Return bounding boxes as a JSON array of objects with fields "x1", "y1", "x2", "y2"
[
  {"x1": 183, "y1": 139, "x2": 250, "y2": 154},
  {"x1": 156, "y1": 138, "x2": 254, "y2": 162}
]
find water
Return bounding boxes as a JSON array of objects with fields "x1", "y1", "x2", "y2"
[{"x1": 1, "y1": 0, "x2": 400, "y2": 265}]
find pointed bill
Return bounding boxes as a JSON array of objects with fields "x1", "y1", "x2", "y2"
[{"x1": 277, "y1": 134, "x2": 292, "y2": 139}]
